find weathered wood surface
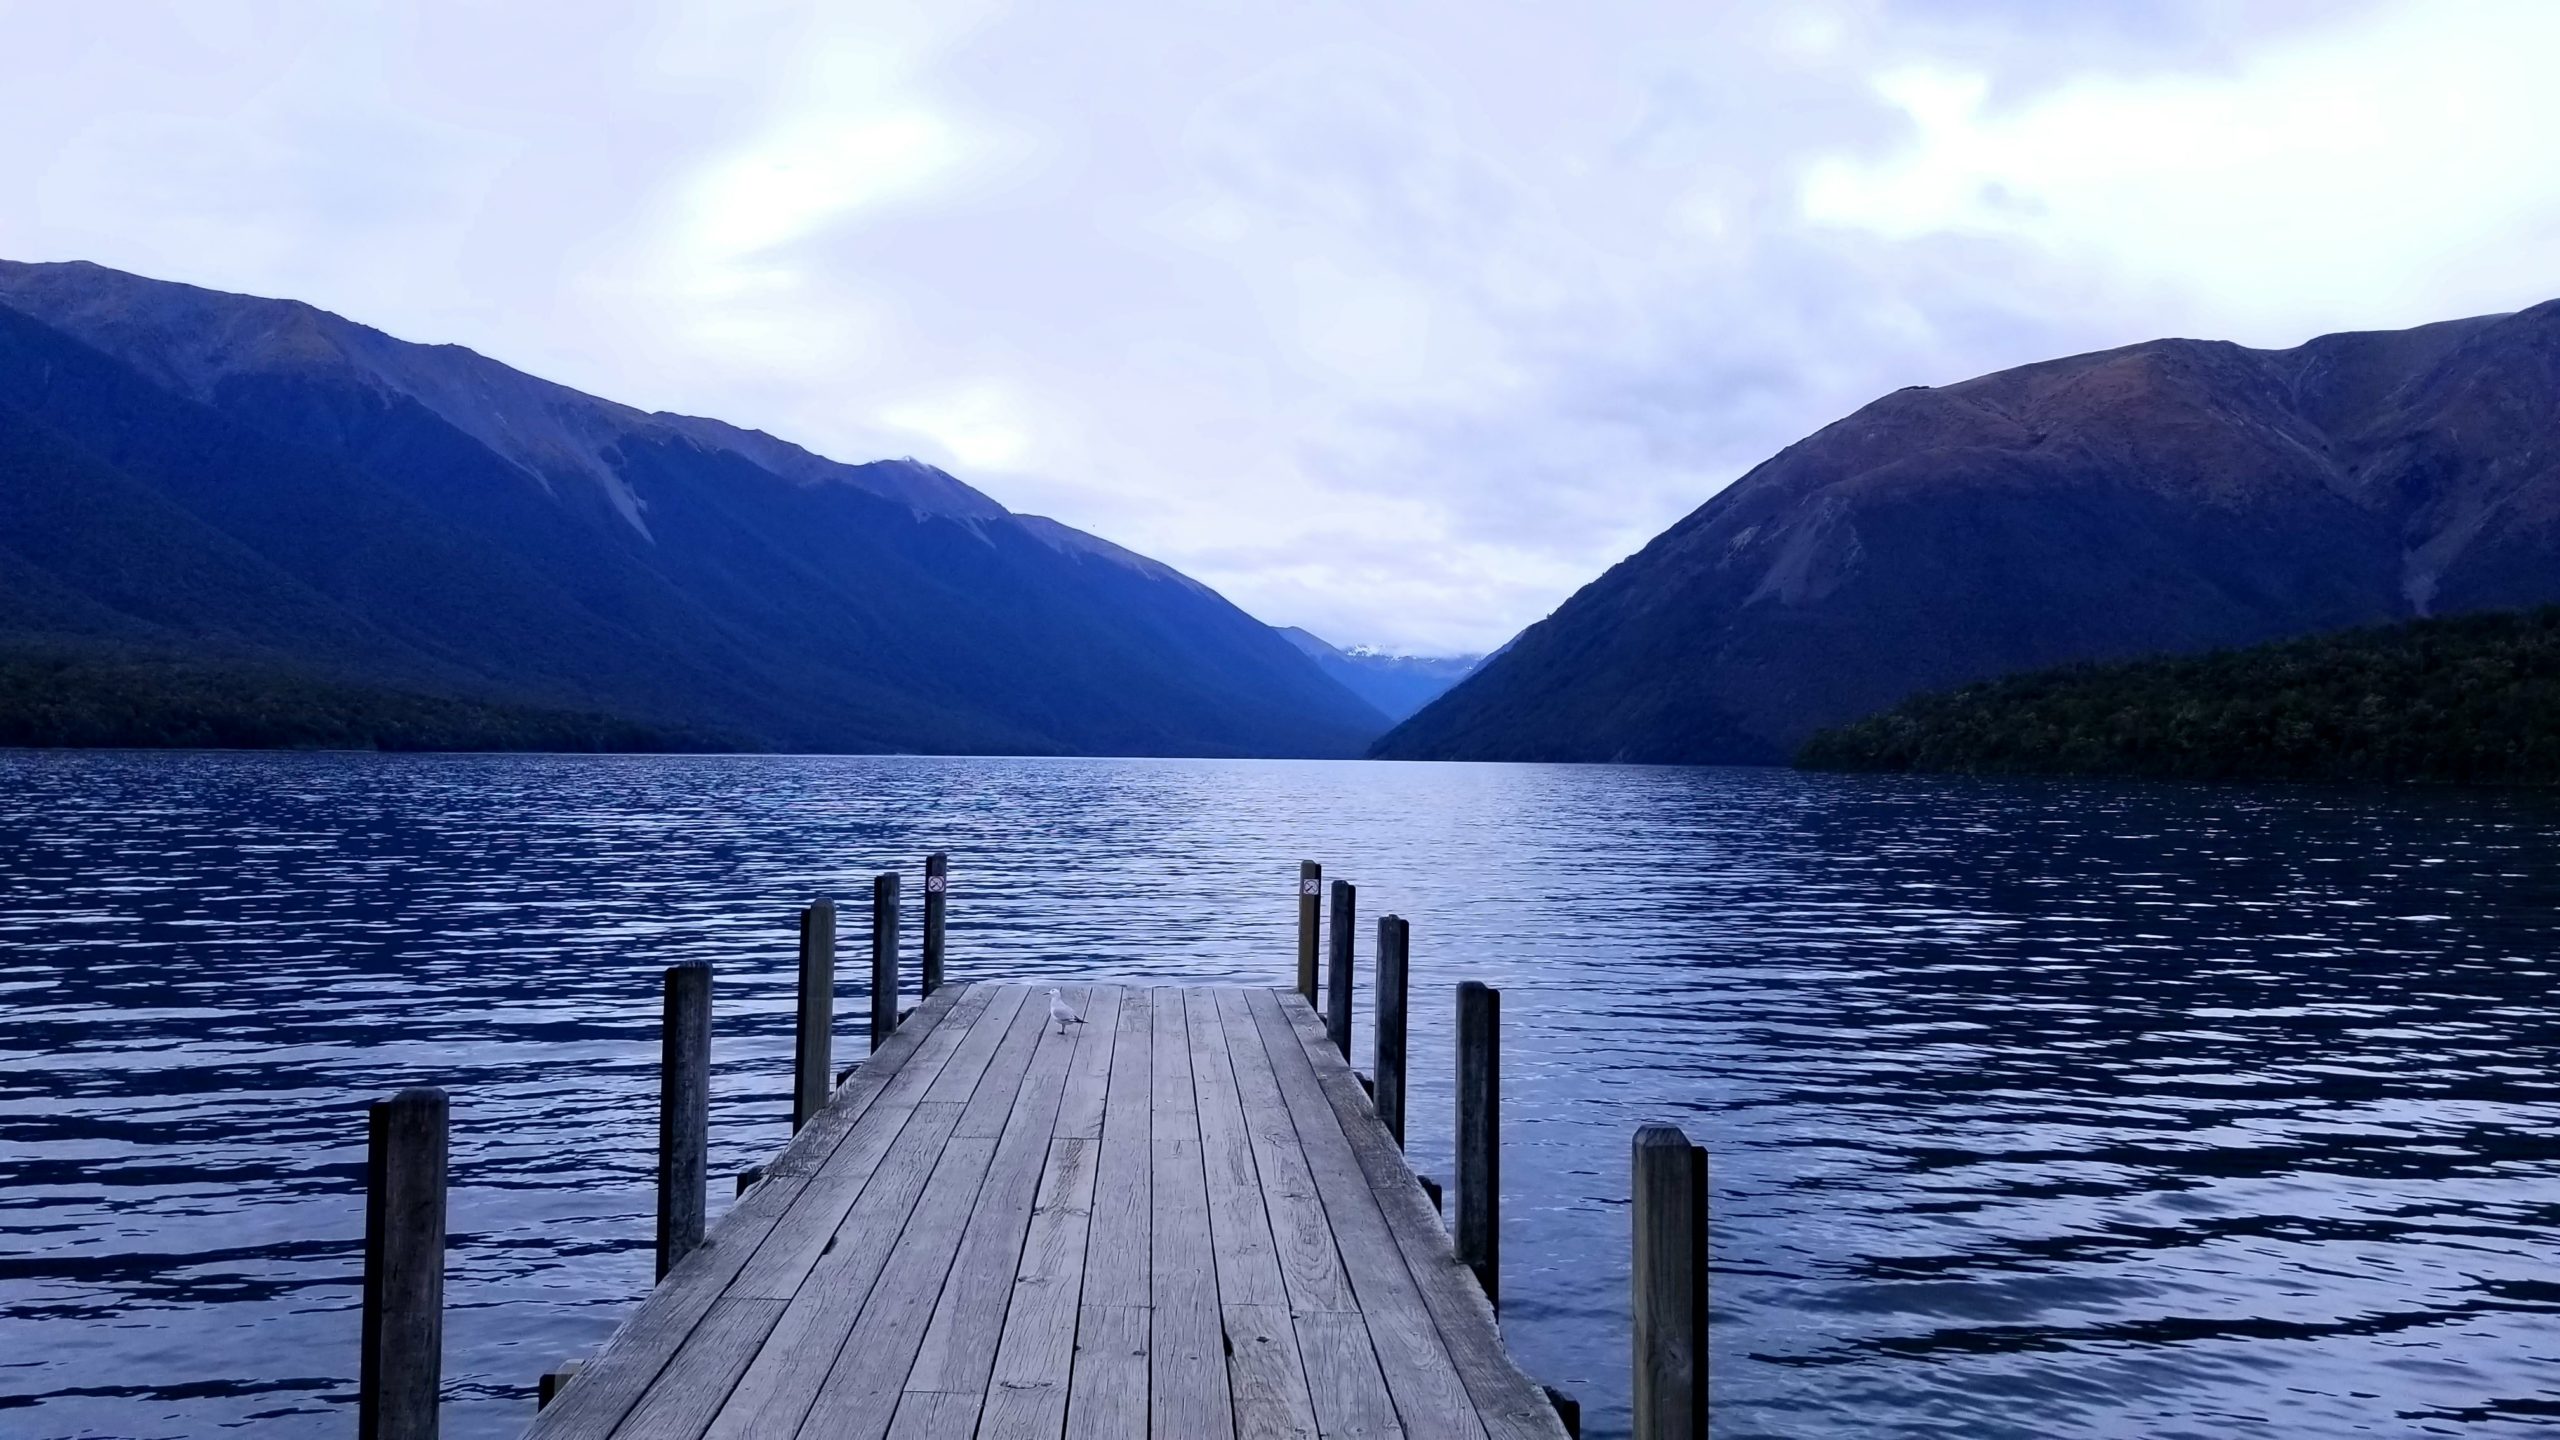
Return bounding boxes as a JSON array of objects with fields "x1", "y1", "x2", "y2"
[{"x1": 525, "y1": 983, "x2": 1563, "y2": 1440}]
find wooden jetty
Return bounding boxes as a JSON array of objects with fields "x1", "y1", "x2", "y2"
[
  {"x1": 523, "y1": 979, "x2": 1567, "y2": 1440},
  {"x1": 352, "y1": 862, "x2": 1710, "y2": 1440}
]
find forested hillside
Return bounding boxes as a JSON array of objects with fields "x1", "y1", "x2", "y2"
[{"x1": 1797, "y1": 608, "x2": 2560, "y2": 785}]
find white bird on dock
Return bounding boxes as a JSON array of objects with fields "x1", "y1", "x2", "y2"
[{"x1": 1046, "y1": 987, "x2": 1084, "y2": 1035}]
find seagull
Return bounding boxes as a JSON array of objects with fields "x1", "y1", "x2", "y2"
[{"x1": 1046, "y1": 987, "x2": 1085, "y2": 1035}]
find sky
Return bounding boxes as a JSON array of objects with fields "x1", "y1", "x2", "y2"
[{"x1": 3, "y1": 1, "x2": 2557, "y2": 654}]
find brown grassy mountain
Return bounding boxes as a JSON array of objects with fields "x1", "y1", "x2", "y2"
[{"x1": 1375, "y1": 300, "x2": 2560, "y2": 765}]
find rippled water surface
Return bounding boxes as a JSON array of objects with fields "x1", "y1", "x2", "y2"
[{"x1": 7, "y1": 752, "x2": 2560, "y2": 1439}]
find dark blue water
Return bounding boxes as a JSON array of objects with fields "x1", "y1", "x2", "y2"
[{"x1": 5, "y1": 752, "x2": 2560, "y2": 1439}]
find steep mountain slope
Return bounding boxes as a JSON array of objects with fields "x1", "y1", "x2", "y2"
[
  {"x1": 1377, "y1": 301, "x2": 2560, "y2": 765},
  {"x1": 0, "y1": 260, "x2": 1384, "y2": 756},
  {"x1": 1275, "y1": 627, "x2": 1481, "y2": 723}
]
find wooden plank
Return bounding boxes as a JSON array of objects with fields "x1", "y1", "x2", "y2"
[
  {"x1": 1226, "y1": 1302, "x2": 1322, "y2": 1440},
  {"x1": 1194, "y1": 991, "x2": 1322, "y2": 1438},
  {"x1": 697, "y1": 1102, "x2": 969, "y2": 1440},
  {"x1": 1270, "y1": 994, "x2": 1566, "y2": 1440},
  {"x1": 974, "y1": 1134, "x2": 1098, "y2": 1440},
  {"x1": 1212, "y1": 988, "x2": 1356, "y2": 1315},
  {"x1": 1245, "y1": 987, "x2": 1488, "y2": 1440},
  {"x1": 956, "y1": 984, "x2": 1056, "y2": 1137},
  {"x1": 770, "y1": 983, "x2": 976, "y2": 1179},
  {"x1": 1190, "y1": 987, "x2": 1288, "y2": 1307},
  {"x1": 1079, "y1": 987, "x2": 1152, "y2": 1309},
  {"x1": 904, "y1": 987, "x2": 1087, "y2": 1394},
  {"x1": 771, "y1": 1133, "x2": 1001, "y2": 1440},
  {"x1": 525, "y1": 987, "x2": 970, "y2": 1440},
  {"x1": 923, "y1": 983, "x2": 1032, "y2": 1108},
  {"x1": 1297, "y1": 1310, "x2": 1405, "y2": 1440},
  {"x1": 980, "y1": 986, "x2": 1113, "y2": 1434},
  {"x1": 604, "y1": 1296, "x2": 784, "y2": 1440},
  {"x1": 1151, "y1": 983, "x2": 1199, "y2": 1140},
  {"x1": 884, "y1": 1390, "x2": 982, "y2": 1440},
  {"x1": 1053, "y1": 985, "x2": 1125, "y2": 1139},
  {"x1": 727, "y1": 986, "x2": 1004, "y2": 1299},
  {"x1": 1063, "y1": 1304, "x2": 1149, "y2": 1440},
  {"x1": 1152, "y1": 987, "x2": 1232, "y2": 1440}
]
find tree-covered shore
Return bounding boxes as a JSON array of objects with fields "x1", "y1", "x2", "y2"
[
  {"x1": 1797, "y1": 607, "x2": 2560, "y2": 785},
  {"x1": 0, "y1": 647, "x2": 731, "y2": 753}
]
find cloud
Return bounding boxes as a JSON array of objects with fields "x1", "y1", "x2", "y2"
[{"x1": 1, "y1": 0, "x2": 2553, "y2": 652}]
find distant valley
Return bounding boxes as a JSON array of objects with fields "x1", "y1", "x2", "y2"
[
  {"x1": 1379, "y1": 299, "x2": 2560, "y2": 766},
  {"x1": 0, "y1": 260, "x2": 1387, "y2": 757},
  {"x1": 1274, "y1": 627, "x2": 1481, "y2": 723}
]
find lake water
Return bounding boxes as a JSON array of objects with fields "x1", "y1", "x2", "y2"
[{"x1": 5, "y1": 752, "x2": 2560, "y2": 1439}]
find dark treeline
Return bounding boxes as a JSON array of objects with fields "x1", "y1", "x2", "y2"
[
  {"x1": 1797, "y1": 607, "x2": 2560, "y2": 785},
  {"x1": 0, "y1": 647, "x2": 735, "y2": 753}
]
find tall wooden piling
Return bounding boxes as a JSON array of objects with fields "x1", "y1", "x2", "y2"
[
  {"x1": 360, "y1": 1087, "x2": 447, "y2": 1440},
  {"x1": 1325, "y1": 879, "x2": 1357, "y2": 1060},
  {"x1": 1374, "y1": 914, "x2": 1409, "y2": 1146},
  {"x1": 1631, "y1": 1124, "x2": 1710, "y2": 1439},
  {"x1": 921, "y1": 852, "x2": 948, "y2": 996},
  {"x1": 792, "y1": 901, "x2": 834, "y2": 1132},
  {"x1": 1456, "y1": 979, "x2": 1500, "y2": 1307},
  {"x1": 1296, "y1": 860, "x2": 1322, "y2": 1006},
  {"x1": 870, "y1": 872, "x2": 900, "y2": 1050},
  {"x1": 657, "y1": 962, "x2": 710, "y2": 1281}
]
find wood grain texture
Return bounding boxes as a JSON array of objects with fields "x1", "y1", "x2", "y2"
[
  {"x1": 1081, "y1": 986, "x2": 1153, "y2": 1310},
  {"x1": 904, "y1": 988, "x2": 1084, "y2": 1394},
  {"x1": 1062, "y1": 1304, "x2": 1148, "y2": 1440},
  {"x1": 699, "y1": 1103, "x2": 968, "y2": 1440},
  {"x1": 1248, "y1": 987, "x2": 1489, "y2": 1440},
  {"x1": 1151, "y1": 986, "x2": 1231, "y2": 1438},
  {"x1": 526, "y1": 989, "x2": 970, "y2": 1440},
  {"x1": 1213, "y1": 988, "x2": 1355, "y2": 1313},
  {"x1": 785, "y1": 1133, "x2": 1000, "y2": 1440},
  {"x1": 1297, "y1": 1309, "x2": 1405, "y2": 1440},
  {"x1": 1272, "y1": 996, "x2": 1567, "y2": 1440}
]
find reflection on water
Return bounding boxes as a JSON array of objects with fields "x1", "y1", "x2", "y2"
[{"x1": 4, "y1": 752, "x2": 2560, "y2": 1438}]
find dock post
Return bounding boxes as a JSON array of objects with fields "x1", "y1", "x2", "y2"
[
  {"x1": 1456, "y1": 980, "x2": 1499, "y2": 1307},
  {"x1": 657, "y1": 961, "x2": 710, "y2": 1281},
  {"x1": 1296, "y1": 860, "x2": 1322, "y2": 1006},
  {"x1": 1325, "y1": 879, "x2": 1356, "y2": 1059},
  {"x1": 360, "y1": 1087, "x2": 446, "y2": 1440},
  {"x1": 870, "y1": 872, "x2": 900, "y2": 1050},
  {"x1": 1631, "y1": 1124, "x2": 1710, "y2": 1439},
  {"x1": 792, "y1": 900, "x2": 834, "y2": 1131},
  {"x1": 922, "y1": 852, "x2": 948, "y2": 996},
  {"x1": 1374, "y1": 914, "x2": 1409, "y2": 1145}
]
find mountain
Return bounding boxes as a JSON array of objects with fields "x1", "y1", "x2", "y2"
[
  {"x1": 0, "y1": 259, "x2": 1387, "y2": 756},
  {"x1": 1375, "y1": 300, "x2": 2560, "y2": 765},
  {"x1": 1274, "y1": 627, "x2": 1482, "y2": 723},
  {"x1": 1798, "y1": 606, "x2": 2560, "y2": 786}
]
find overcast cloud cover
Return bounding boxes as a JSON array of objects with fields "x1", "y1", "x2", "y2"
[{"x1": 4, "y1": 0, "x2": 2557, "y2": 652}]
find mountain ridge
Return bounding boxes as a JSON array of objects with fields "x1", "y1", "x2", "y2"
[
  {"x1": 1375, "y1": 299, "x2": 2560, "y2": 765},
  {"x1": 0, "y1": 259, "x2": 1387, "y2": 756}
]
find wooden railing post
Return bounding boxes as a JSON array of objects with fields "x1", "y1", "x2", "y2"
[
  {"x1": 1325, "y1": 879, "x2": 1356, "y2": 1060},
  {"x1": 922, "y1": 852, "x2": 948, "y2": 996},
  {"x1": 1455, "y1": 979, "x2": 1499, "y2": 1308},
  {"x1": 360, "y1": 1087, "x2": 447, "y2": 1440},
  {"x1": 1374, "y1": 914, "x2": 1409, "y2": 1146},
  {"x1": 870, "y1": 872, "x2": 900, "y2": 1050},
  {"x1": 792, "y1": 901, "x2": 834, "y2": 1131},
  {"x1": 1631, "y1": 1124, "x2": 1709, "y2": 1440},
  {"x1": 1296, "y1": 861, "x2": 1322, "y2": 1006},
  {"x1": 657, "y1": 961, "x2": 710, "y2": 1280}
]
